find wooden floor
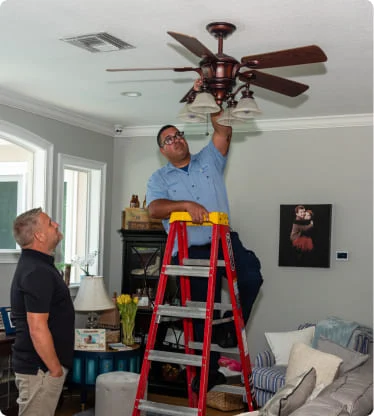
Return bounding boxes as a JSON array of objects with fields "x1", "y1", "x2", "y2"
[{"x1": 53, "y1": 388, "x2": 246, "y2": 416}]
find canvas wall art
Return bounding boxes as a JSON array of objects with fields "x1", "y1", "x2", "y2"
[{"x1": 278, "y1": 204, "x2": 332, "y2": 268}]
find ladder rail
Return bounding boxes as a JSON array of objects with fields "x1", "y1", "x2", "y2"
[
  {"x1": 133, "y1": 221, "x2": 177, "y2": 413},
  {"x1": 196, "y1": 223, "x2": 219, "y2": 414},
  {"x1": 220, "y1": 225, "x2": 256, "y2": 411},
  {"x1": 177, "y1": 221, "x2": 197, "y2": 406}
]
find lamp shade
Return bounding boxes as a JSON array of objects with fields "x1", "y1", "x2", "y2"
[
  {"x1": 232, "y1": 97, "x2": 261, "y2": 119},
  {"x1": 189, "y1": 92, "x2": 220, "y2": 114},
  {"x1": 217, "y1": 107, "x2": 251, "y2": 127},
  {"x1": 73, "y1": 276, "x2": 115, "y2": 312},
  {"x1": 177, "y1": 103, "x2": 207, "y2": 123}
]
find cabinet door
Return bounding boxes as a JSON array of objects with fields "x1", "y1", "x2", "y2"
[{"x1": 125, "y1": 244, "x2": 162, "y2": 300}]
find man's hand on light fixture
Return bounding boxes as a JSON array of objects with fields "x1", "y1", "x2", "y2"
[{"x1": 193, "y1": 78, "x2": 203, "y2": 92}]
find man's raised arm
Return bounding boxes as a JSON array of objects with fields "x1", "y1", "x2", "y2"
[
  {"x1": 192, "y1": 78, "x2": 232, "y2": 156},
  {"x1": 211, "y1": 110, "x2": 232, "y2": 156}
]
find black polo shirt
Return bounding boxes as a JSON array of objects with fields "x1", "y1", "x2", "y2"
[{"x1": 11, "y1": 249, "x2": 75, "y2": 374}]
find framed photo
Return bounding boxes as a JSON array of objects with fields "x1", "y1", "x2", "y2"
[
  {"x1": 74, "y1": 328, "x2": 106, "y2": 351},
  {"x1": 0, "y1": 307, "x2": 16, "y2": 335},
  {"x1": 278, "y1": 204, "x2": 332, "y2": 268}
]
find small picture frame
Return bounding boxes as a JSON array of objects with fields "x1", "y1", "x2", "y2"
[
  {"x1": 0, "y1": 307, "x2": 16, "y2": 335},
  {"x1": 74, "y1": 328, "x2": 106, "y2": 351}
]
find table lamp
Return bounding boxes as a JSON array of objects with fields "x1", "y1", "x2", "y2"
[{"x1": 73, "y1": 275, "x2": 115, "y2": 328}]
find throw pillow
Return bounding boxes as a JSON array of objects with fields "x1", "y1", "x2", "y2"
[
  {"x1": 259, "y1": 367, "x2": 316, "y2": 416},
  {"x1": 289, "y1": 397, "x2": 350, "y2": 416},
  {"x1": 316, "y1": 336, "x2": 369, "y2": 376},
  {"x1": 264, "y1": 326, "x2": 315, "y2": 366},
  {"x1": 286, "y1": 342, "x2": 343, "y2": 387}
]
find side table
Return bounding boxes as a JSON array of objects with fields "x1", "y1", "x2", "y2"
[{"x1": 69, "y1": 345, "x2": 141, "y2": 409}]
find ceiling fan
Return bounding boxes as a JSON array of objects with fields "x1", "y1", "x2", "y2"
[{"x1": 106, "y1": 22, "x2": 327, "y2": 106}]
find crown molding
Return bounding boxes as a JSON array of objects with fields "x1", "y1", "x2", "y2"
[
  {"x1": 0, "y1": 87, "x2": 114, "y2": 137},
  {"x1": 117, "y1": 113, "x2": 373, "y2": 137},
  {"x1": 0, "y1": 86, "x2": 371, "y2": 138}
]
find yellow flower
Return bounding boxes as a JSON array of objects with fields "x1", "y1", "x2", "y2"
[
  {"x1": 116, "y1": 293, "x2": 138, "y2": 322},
  {"x1": 116, "y1": 293, "x2": 138, "y2": 346}
]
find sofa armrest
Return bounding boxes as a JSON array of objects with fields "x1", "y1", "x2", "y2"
[
  {"x1": 255, "y1": 349, "x2": 275, "y2": 368},
  {"x1": 348, "y1": 327, "x2": 373, "y2": 354}
]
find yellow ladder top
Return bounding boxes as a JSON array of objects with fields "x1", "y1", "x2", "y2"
[{"x1": 169, "y1": 211, "x2": 229, "y2": 226}]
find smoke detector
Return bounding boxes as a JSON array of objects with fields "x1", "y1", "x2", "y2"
[{"x1": 61, "y1": 32, "x2": 134, "y2": 53}]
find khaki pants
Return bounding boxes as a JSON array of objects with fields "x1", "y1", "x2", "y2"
[{"x1": 15, "y1": 368, "x2": 67, "y2": 416}]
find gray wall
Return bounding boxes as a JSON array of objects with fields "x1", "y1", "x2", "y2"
[
  {"x1": 0, "y1": 104, "x2": 114, "y2": 306},
  {"x1": 1, "y1": 105, "x2": 372, "y2": 358},
  {"x1": 109, "y1": 122, "x2": 373, "y2": 357}
]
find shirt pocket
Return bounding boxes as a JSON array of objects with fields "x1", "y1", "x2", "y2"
[
  {"x1": 167, "y1": 180, "x2": 182, "y2": 200},
  {"x1": 198, "y1": 164, "x2": 214, "y2": 187}
]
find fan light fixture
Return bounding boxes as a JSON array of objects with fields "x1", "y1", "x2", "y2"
[
  {"x1": 178, "y1": 103, "x2": 207, "y2": 123},
  {"x1": 232, "y1": 89, "x2": 261, "y2": 119},
  {"x1": 181, "y1": 82, "x2": 261, "y2": 126},
  {"x1": 217, "y1": 100, "x2": 250, "y2": 127},
  {"x1": 107, "y1": 22, "x2": 327, "y2": 126},
  {"x1": 188, "y1": 92, "x2": 220, "y2": 114}
]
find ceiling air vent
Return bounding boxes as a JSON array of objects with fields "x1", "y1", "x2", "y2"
[{"x1": 61, "y1": 32, "x2": 135, "y2": 53}]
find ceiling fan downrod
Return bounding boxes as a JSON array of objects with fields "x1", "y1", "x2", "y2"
[{"x1": 206, "y1": 22, "x2": 236, "y2": 55}]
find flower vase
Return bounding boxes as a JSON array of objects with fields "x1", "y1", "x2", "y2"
[{"x1": 121, "y1": 318, "x2": 135, "y2": 346}]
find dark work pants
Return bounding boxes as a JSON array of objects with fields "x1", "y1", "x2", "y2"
[{"x1": 172, "y1": 231, "x2": 263, "y2": 371}]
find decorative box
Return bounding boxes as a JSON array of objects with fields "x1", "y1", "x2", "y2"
[{"x1": 122, "y1": 208, "x2": 163, "y2": 230}]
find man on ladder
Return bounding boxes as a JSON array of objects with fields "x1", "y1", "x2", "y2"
[{"x1": 146, "y1": 78, "x2": 263, "y2": 392}]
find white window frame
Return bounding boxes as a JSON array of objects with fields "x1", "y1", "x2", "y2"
[
  {"x1": 0, "y1": 121, "x2": 53, "y2": 263},
  {"x1": 56, "y1": 154, "x2": 106, "y2": 283},
  {"x1": 0, "y1": 173, "x2": 25, "y2": 250}
]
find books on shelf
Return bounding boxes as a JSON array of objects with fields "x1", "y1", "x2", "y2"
[{"x1": 108, "y1": 342, "x2": 133, "y2": 351}]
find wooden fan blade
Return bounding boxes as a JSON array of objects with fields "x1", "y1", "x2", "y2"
[
  {"x1": 167, "y1": 31, "x2": 217, "y2": 59},
  {"x1": 241, "y1": 45, "x2": 327, "y2": 69},
  {"x1": 239, "y1": 70, "x2": 309, "y2": 97},
  {"x1": 106, "y1": 67, "x2": 197, "y2": 72}
]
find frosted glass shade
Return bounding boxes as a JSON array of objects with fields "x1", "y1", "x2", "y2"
[
  {"x1": 217, "y1": 108, "x2": 251, "y2": 127},
  {"x1": 177, "y1": 103, "x2": 207, "y2": 123},
  {"x1": 232, "y1": 97, "x2": 261, "y2": 119},
  {"x1": 189, "y1": 92, "x2": 220, "y2": 114},
  {"x1": 74, "y1": 275, "x2": 115, "y2": 311}
]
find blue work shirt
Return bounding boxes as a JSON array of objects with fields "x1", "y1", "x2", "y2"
[{"x1": 147, "y1": 140, "x2": 230, "y2": 255}]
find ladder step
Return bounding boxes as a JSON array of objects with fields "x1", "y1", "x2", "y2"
[
  {"x1": 186, "y1": 300, "x2": 233, "y2": 311},
  {"x1": 182, "y1": 258, "x2": 226, "y2": 267},
  {"x1": 148, "y1": 349, "x2": 202, "y2": 367},
  {"x1": 188, "y1": 341, "x2": 238, "y2": 354},
  {"x1": 210, "y1": 384, "x2": 245, "y2": 395},
  {"x1": 138, "y1": 400, "x2": 198, "y2": 416},
  {"x1": 157, "y1": 303, "x2": 233, "y2": 320},
  {"x1": 157, "y1": 305, "x2": 207, "y2": 319},
  {"x1": 165, "y1": 265, "x2": 210, "y2": 277}
]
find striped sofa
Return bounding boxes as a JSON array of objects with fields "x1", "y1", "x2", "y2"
[{"x1": 250, "y1": 324, "x2": 372, "y2": 407}]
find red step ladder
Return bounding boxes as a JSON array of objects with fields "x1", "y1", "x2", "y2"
[{"x1": 132, "y1": 212, "x2": 256, "y2": 416}]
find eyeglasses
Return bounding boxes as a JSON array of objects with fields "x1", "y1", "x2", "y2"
[{"x1": 160, "y1": 131, "x2": 185, "y2": 148}]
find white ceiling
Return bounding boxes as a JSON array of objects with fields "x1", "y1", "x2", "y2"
[{"x1": 0, "y1": 0, "x2": 372, "y2": 136}]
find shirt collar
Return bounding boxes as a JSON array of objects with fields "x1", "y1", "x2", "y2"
[
  {"x1": 21, "y1": 248, "x2": 55, "y2": 265},
  {"x1": 165, "y1": 153, "x2": 197, "y2": 172}
]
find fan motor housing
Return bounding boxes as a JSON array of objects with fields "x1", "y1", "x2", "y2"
[{"x1": 201, "y1": 57, "x2": 238, "y2": 104}]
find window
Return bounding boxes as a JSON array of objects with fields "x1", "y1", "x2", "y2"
[
  {"x1": 56, "y1": 154, "x2": 106, "y2": 284},
  {"x1": 0, "y1": 122, "x2": 52, "y2": 262},
  {"x1": 0, "y1": 173, "x2": 24, "y2": 250}
]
